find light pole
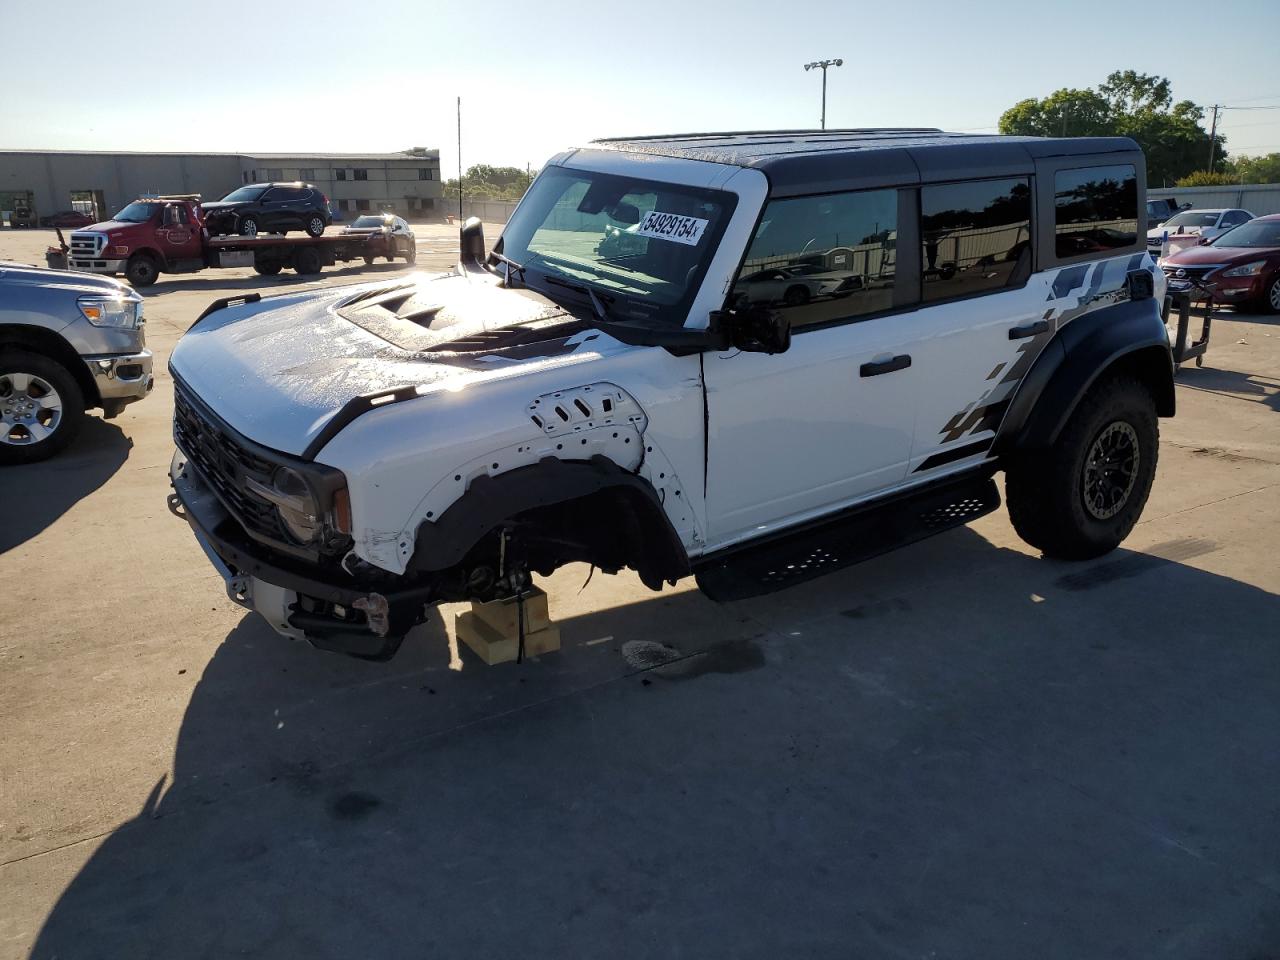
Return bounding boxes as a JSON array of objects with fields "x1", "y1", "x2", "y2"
[{"x1": 804, "y1": 58, "x2": 843, "y2": 130}]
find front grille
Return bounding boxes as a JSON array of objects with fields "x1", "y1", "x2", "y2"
[
  {"x1": 173, "y1": 383, "x2": 290, "y2": 544},
  {"x1": 69, "y1": 232, "x2": 105, "y2": 257},
  {"x1": 1162, "y1": 265, "x2": 1221, "y2": 282}
]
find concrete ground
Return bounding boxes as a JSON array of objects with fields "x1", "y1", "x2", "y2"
[{"x1": 2, "y1": 225, "x2": 1278, "y2": 959}]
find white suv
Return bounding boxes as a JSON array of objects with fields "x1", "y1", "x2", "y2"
[{"x1": 168, "y1": 129, "x2": 1174, "y2": 660}]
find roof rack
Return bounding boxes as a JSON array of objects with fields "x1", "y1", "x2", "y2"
[
  {"x1": 592, "y1": 128, "x2": 945, "y2": 143},
  {"x1": 151, "y1": 194, "x2": 202, "y2": 201}
]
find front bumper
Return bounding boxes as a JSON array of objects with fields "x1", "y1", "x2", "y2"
[
  {"x1": 168, "y1": 449, "x2": 431, "y2": 659},
  {"x1": 68, "y1": 258, "x2": 127, "y2": 275},
  {"x1": 84, "y1": 348, "x2": 154, "y2": 412}
]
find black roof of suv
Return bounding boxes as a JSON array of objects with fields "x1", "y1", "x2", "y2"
[{"x1": 591, "y1": 129, "x2": 1142, "y2": 194}]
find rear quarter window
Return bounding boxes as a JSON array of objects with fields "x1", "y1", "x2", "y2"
[{"x1": 1054, "y1": 165, "x2": 1138, "y2": 258}]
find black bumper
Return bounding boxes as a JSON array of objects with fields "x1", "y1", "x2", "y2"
[{"x1": 170, "y1": 462, "x2": 434, "y2": 659}]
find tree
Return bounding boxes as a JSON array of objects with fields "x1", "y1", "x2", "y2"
[
  {"x1": 442, "y1": 165, "x2": 537, "y2": 202},
  {"x1": 1225, "y1": 152, "x2": 1280, "y2": 185},
  {"x1": 999, "y1": 71, "x2": 1226, "y2": 187},
  {"x1": 1175, "y1": 170, "x2": 1237, "y2": 187}
]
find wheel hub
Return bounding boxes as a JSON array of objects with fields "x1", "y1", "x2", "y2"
[
  {"x1": 0, "y1": 372, "x2": 63, "y2": 445},
  {"x1": 1082, "y1": 420, "x2": 1139, "y2": 520}
]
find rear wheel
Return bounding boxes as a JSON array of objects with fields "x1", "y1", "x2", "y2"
[
  {"x1": 783, "y1": 285, "x2": 810, "y2": 307},
  {"x1": 305, "y1": 215, "x2": 326, "y2": 237},
  {"x1": 0, "y1": 351, "x2": 85, "y2": 465},
  {"x1": 238, "y1": 216, "x2": 259, "y2": 237},
  {"x1": 1005, "y1": 375, "x2": 1158, "y2": 560},
  {"x1": 124, "y1": 253, "x2": 159, "y2": 288},
  {"x1": 363, "y1": 255, "x2": 375, "y2": 266},
  {"x1": 293, "y1": 247, "x2": 322, "y2": 275},
  {"x1": 254, "y1": 260, "x2": 283, "y2": 276}
]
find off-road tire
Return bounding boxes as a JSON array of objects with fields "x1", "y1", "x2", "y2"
[
  {"x1": 0, "y1": 350, "x2": 85, "y2": 465},
  {"x1": 1005, "y1": 375, "x2": 1158, "y2": 560},
  {"x1": 124, "y1": 253, "x2": 159, "y2": 288}
]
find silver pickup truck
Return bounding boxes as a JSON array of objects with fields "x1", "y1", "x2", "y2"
[{"x1": 1, "y1": 263, "x2": 153, "y2": 464}]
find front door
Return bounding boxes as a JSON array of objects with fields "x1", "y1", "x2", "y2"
[
  {"x1": 156, "y1": 203, "x2": 203, "y2": 263},
  {"x1": 703, "y1": 187, "x2": 918, "y2": 546}
]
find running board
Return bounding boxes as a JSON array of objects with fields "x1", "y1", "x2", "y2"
[{"x1": 694, "y1": 473, "x2": 1000, "y2": 602}]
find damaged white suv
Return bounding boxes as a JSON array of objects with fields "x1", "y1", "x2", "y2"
[{"x1": 169, "y1": 130, "x2": 1173, "y2": 659}]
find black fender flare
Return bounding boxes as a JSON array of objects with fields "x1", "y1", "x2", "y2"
[
  {"x1": 409, "y1": 455, "x2": 690, "y2": 587},
  {"x1": 996, "y1": 296, "x2": 1175, "y2": 453}
]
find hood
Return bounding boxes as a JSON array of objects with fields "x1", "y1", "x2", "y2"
[
  {"x1": 0, "y1": 261, "x2": 132, "y2": 297},
  {"x1": 169, "y1": 271, "x2": 599, "y2": 457},
  {"x1": 81, "y1": 219, "x2": 148, "y2": 234},
  {"x1": 1161, "y1": 243, "x2": 1253, "y2": 266},
  {"x1": 199, "y1": 201, "x2": 242, "y2": 215}
]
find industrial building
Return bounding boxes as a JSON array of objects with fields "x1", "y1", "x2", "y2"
[{"x1": 0, "y1": 148, "x2": 443, "y2": 225}]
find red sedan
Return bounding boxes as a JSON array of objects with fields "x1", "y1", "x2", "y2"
[
  {"x1": 1159, "y1": 213, "x2": 1280, "y2": 312},
  {"x1": 39, "y1": 210, "x2": 96, "y2": 229}
]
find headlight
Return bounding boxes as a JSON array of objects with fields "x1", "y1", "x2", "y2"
[
  {"x1": 78, "y1": 294, "x2": 142, "y2": 328},
  {"x1": 247, "y1": 467, "x2": 320, "y2": 543},
  {"x1": 1221, "y1": 260, "x2": 1266, "y2": 278}
]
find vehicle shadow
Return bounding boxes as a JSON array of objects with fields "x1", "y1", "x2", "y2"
[
  {"x1": 0, "y1": 415, "x2": 132, "y2": 554},
  {"x1": 1174, "y1": 365, "x2": 1280, "y2": 412},
  {"x1": 26, "y1": 527, "x2": 1280, "y2": 958}
]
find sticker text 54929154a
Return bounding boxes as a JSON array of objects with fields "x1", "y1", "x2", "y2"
[{"x1": 634, "y1": 211, "x2": 709, "y2": 246}]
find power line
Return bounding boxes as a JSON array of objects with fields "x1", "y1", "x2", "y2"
[{"x1": 1222, "y1": 103, "x2": 1280, "y2": 111}]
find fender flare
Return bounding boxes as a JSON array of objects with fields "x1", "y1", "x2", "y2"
[
  {"x1": 409, "y1": 454, "x2": 690, "y2": 587},
  {"x1": 996, "y1": 296, "x2": 1175, "y2": 453}
]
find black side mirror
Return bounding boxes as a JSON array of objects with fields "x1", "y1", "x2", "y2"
[
  {"x1": 729, "y1": 305, "x2": 791, "y2": 354},
  {"x1": 459, "y1": 216, "x2": 486, "y2": 272}
]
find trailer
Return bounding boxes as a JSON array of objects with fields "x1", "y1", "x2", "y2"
[{"x1": 65, "y1": 195, "x2": 413, "y2": 287}]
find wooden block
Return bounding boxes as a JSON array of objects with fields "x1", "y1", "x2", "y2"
[
  {"x1": 454, "y1": 610, "x2": 561, "y2": 666},
  {"x1": 469, "y1": 588, "x2": 550, "y2": 636}
]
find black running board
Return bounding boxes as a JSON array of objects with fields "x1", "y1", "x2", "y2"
[{"x1": 693, "y1": 472, "x2": 1000, "y2": 602}]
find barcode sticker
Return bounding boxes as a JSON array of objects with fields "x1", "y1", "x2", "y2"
[{"x1": 634, "y1": 211, "x2": 708, "y2": 246}]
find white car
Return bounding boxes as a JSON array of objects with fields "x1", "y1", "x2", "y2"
[
  {"x1": 168, "y1": 130, "x2": 1175, "y2": 660},
  {"x1": 1147, "y1": 207, "x2": 1253, "y2": 256}
]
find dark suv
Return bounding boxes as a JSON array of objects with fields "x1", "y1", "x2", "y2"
[{"x1": 201, "y1": 182, "x2": 330, "y2": 238}]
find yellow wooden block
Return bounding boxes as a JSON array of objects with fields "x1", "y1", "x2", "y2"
[
  {"x1": 469, "y1": 588, "x2": 551, "y2": 636},
  {"x1": 454, "y1": 610, "x2": 561, "y2": 665}
]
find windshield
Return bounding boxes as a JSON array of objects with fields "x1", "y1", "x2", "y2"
[
  {"x1": 219, "y1": 186, "x2": 268, "y2": 203},
  {"x1": 1164, "y1": 211, "x2": 1219, "y2": 228},
  {"x1": 351, "y1": 215, "x2": 386, "y2": 227},
  {"x1": 498, "y1": 166, "x2": 735, "y2": 323},
  {"x1": 1212, "y1": 220, "x2": 1280, "y2": 248},
  {"x1": 111, "y1": 201, "x2": 162, "y2": 223}
]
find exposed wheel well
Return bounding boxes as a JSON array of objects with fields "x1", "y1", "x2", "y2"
[
  {"x1": 409, "y1": 456, "x2": 689, "y2": 595},
  {"x1": 0, "y1": 325, "x2": 99, "y2": 407}
]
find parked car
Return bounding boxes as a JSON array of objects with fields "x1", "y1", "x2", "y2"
[
  {"x1": 734, "y1": 264, "x2": 856, "y2": 306},
  {"x1": 1147, "y1": 207, "x2": 1253, "y2": 256},
  {"x1": 200, "y1": 182, "x2": 330, "y2": 238},
  {"x1": 39, "y1": 211, "x2": 95, "y2": 229},
  {"x1": 168, "y1": 130, "x2": 1173, "y2": 661},
  {"x1": 1146, "y1": 197, "x2": 1188, "y2": 227},
  {"x1": 1158, "y1": 213, "x2": 1280, "y2": 311},
  {"x1": 341, "y1": 214, "x2": 417, "y2": 264},
  {"x1": 0, "y1": 263, "x2": 152, "y2": 464}
]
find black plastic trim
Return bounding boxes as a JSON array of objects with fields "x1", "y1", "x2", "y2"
[{"x1": 190, "y1": 292, "x2": 262, "y2": 330}]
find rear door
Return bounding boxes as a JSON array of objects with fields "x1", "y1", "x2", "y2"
[{"x1": 703, "y1": 187, "x2": 920, "y2": 545}]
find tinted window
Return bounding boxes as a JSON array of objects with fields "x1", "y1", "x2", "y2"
[
  {"x1": 921, "y1": 178, "x2": 1031, "y2": 302},
  {"x1": 1054, "y1": 165, "x2": 1138, "y2": 258},
  {"x1": 1221, "y1": 210, "x2": 1250, "y2": 227},
  {"x1": 220, "y1": 186, "x2": 267, "y2": 203},
  {"x1": 730, "y1": 189, "x2": 897, "y2": 327}
]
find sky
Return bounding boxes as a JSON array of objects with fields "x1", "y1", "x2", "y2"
[{"x1": 3, "y1": 0, "x2": 1279, "y2": 176}]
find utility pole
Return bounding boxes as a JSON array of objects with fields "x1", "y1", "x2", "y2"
[
  {"x1": 1207, "y1": 103, "x2": 1221, "y2": 173},
  {"x1": 803, "y1": 59, "x2": 843, "y2": 130},
  {"x1": 456, "y1": 96, "x2": 463, "y2": 220}
]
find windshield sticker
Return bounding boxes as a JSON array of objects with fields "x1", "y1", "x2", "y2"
[{"x1": 634, "y1": 211, "x2": 709, "y2": 246}]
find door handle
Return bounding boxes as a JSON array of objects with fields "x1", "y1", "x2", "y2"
[
  {"x1": 1009, "y1": 320, "x2": 1050, "y2": 340},
  {"x1": 860, "y1": 354, "x2": 912, "y2": 377}
]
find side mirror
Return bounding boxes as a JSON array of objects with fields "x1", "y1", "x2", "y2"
[
  {"x1": 1197, "y1": 236, "x2": 1210, "y2": 246},
  {"x1": 729, "y1": 305, "x2": 791, "y2": 355},
  {"x1": 459, "y1": 216, "x2": 486, "y2": 272}
]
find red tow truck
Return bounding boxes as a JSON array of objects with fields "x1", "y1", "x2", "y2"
[{"x1": 65, "y1": 195, "x2": 415, "y2": 287}]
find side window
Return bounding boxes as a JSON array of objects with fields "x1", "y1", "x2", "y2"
[
  {"x1": 1222, "y1": 210, "x2": 1249, "y2": 227},
  {"x1": 1054, "y1": 164, "x2": 1138, "y2": 258},
  {"x1": 921, "y1": 177, "x2": 1031, "y2": 303},
  {"x1": 729, "y1": 189, "x2": 897, "y2": 327},
  {"x1": 259, "y1": 188, "x2": 278, "y2": 202}
]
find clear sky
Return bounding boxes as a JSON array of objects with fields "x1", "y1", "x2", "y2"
[{"x1": 3, "y1": 0, "x2": 1278, "y2": 175}]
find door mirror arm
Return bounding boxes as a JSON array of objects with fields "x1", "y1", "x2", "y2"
[{"x1": 711, "y1": 304, "x2": 792, "y2": 355}]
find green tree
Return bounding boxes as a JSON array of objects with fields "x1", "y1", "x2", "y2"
[
  {"x1": 999, "y1": 71, "x2": 1225, "y2": 187},
  {"x1": 442, "y1": 164, "x2": 537, "y2": 202},
  {"x1": 1175, "y1": 170, "x2": 1237, "y2": 187},
  {"x1": 1225, "y1": 152, "x2": 1280, "y2": 184}
]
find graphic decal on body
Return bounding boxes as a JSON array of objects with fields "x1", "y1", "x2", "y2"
[{"x1": 927, "y1": 254, "x2": 1149, "y2": 454}]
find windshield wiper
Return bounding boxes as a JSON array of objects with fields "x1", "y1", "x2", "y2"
[{"x1": 489, "y1": 251, "x2": 526, "y2": 287}]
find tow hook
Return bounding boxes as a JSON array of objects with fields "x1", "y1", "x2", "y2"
[{"x1": 353, "y1": 593, "x2": 391, "y2": 637}]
